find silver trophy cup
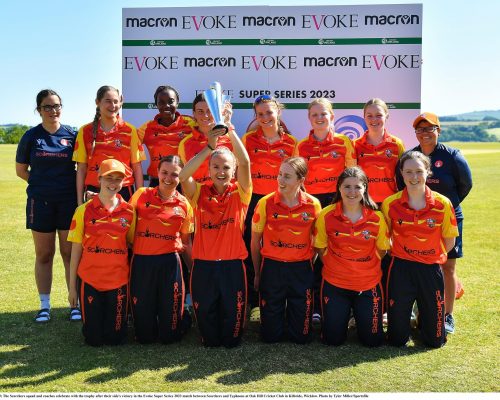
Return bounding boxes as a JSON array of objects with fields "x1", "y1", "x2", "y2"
[{"x1": 203, "y1": 81, "x2": 230, "y2": 134}]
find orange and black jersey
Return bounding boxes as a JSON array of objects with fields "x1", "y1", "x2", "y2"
[
  {"x1": 381, "y1": 187, "x2": 458, "y2": 265},
  {"x1": 178, "y1": 127, "x2": 233, "y2": 183},
  {"x1": 252, "y1": 191, "x2": 321, "y2": 262},
  {"x1": 354, "y1": 131, "x2": 405, "y2": 203},
  {"x1": 314, "y1": 203, "x2": 390, "y2": 292},
  {"x1": 137, "y1": 113, "x2": 195, "y2": 178},
  {"x1": 67, "y1": 195, "x2": 136, "y2": 291},
  {"x1": 129, "y1": 187, "x2": 194, "y2": 256},
  {"x1": 73, "y1": 118, "x2": 145, "y2": 187},
  {"x1": 242, "y1": 127, "x2": 297, "y2": 195},
  {"x1": 189, "y1": 181, "x2": 252, "y2": 261},
  {"x1": 297, "y1": 130, "x2": 356, "y2": 194}
]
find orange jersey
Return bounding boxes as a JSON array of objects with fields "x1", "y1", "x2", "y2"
[
  {"x1": 314, "y1": 203, "x2": 390, "y2": 291},
  {"x1": 67, "y1": 195, "x2": 136, "y2": 291},
  {"x1": 129, "y1": 187, "x2": 194, "y2": 256},
  {"x1": 178, "y1": 127, "x2": 233, "y2": 183},
  {"x1": 242, "y1": 127, "x2": 297, "y2": 195},
  {"x1": 73, "y1": 118, "x2": 145, "y2": 187},
  {"x1": 137, "y1": 113, "x2": 195, "y2": 178},
  {"x1": 298, "y1": 130, "x2": 356, "y2": 194},
  {"x1": 354, "y1": 130, "x2": 405, "y2": 203},
  {"x1": 190, "y1": 181, "x2": 251, "y2": 261},
  {"x1": 252, "y1": 191, "x2": 321, "y2": 262},
  {"x1": 381, "y1": 187, "x2": 459, "y2": 265}
]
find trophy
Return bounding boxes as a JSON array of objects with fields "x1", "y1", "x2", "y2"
[{"x1": 203, "y1": 81, "x2": 230, "y2": 134}]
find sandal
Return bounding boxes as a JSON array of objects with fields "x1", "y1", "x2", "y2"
[
  {"x1": 69, "y1": 307, "x2": 82, "y2": 322},
  {"x1": 34, "y1": 308, "x2": 51, "y2": 323},
  {"x1": 250, "y1": 306, "x2": 260, "y2": 323}
]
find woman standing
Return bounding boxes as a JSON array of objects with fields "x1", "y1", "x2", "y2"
[
  {"x1": 73, "y1": 85, "x2": 144, "y2": 204},
  {"x1": 251, "y1": 157, "x2": 321, "y2": 343},
  {"x1": 15, "y1": 89, "x2": 79, "y2": 322},
  {"x1": 179, "y1": 124, "x2": 251, "y2": 348},
  {"x1": 354, "y1": 98, "x2": 405, "y2": 204},
  {"x1": 137, "y1": 86, "x2": 195, "y2": 187},
  {"x1": 129, "y1": 155, "x2": 193, "y2": 344},
  {"x1": 178, "y1": 93, "x2": 232, "y2": 183},
  {"x1": 68, "y1": 159, "x2": 136, "y2": 346},
  {"x1": 242, "y1": 95, "x2": 297, "y2": 321},
  {"x1": 298, "y1": 98, "x2": 356, "y2": 206},
  {"x1": 382, "y1": 151, "x2": 458, "y2": 348},
  {"x1": 314, "y1": 167, "x2": 389, "y2": 346},
  {"x1": 397, "y1": 112, "x2": 473, "y2": 334}
]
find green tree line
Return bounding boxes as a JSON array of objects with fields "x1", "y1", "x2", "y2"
[
  {"x1": 0, "y1": 125, "x2": 31, "y2": 144},
  {"x1": 440, "y1": 123, "x2": 498, "y2": 142}
]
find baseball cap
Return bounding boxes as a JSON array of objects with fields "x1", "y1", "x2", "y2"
[
  {"x1": 413, "y1": 112, "x2": 440, "y2": 128},
  {"x1": 99, "y1": 159, "x2": 126, "y2": 177}
]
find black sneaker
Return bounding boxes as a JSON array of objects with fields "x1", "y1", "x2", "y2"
[{"x1": 445, "y1": 313, "x2": 455, "y2": 334}]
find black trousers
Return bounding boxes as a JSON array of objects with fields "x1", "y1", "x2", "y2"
[
  {"x1": 130, "y1": 253, "x2": 185, "y2": 344},
  {"x1": 78, "y1": 280, "x2": 128, "y2": 346},
  {"x1": 321, "y1": 280, "x2": 384, "y2": 347},
  {"x1": 190, "y1": 259, "x2": 247, "y2": 348},
  {"x1": 259, "y1": 258, "x2": 314, "y2": 344},
  {"x1": 387, "y1": 257, "x2": 446, "y2": 348}
]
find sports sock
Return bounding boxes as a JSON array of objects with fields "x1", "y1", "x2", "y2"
[{"x1": 40, "y1": 294, "x2": 50, "y2": 310}]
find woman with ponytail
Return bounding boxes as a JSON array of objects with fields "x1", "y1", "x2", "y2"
[
  {"x1": 242, "y1": 95, "x2": 298, "y2": 322},
  {"x1": 73, "y1": 86, "x2": 145, "y2": 205},
  {"x1": 251, "y1": 157, "x2": 321, "y2": 344}
]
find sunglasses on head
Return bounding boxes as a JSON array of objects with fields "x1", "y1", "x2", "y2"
[{"x1": 254, "y1": 94, "x2": 274, "y2": 104}]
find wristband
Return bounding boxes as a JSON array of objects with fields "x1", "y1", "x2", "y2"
[{"x1": 207, "y1": 144, "x2": 215, "y2": 151}]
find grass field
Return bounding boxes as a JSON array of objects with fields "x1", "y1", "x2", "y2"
[{"x1": 0, "y1": 142, "x2": 499, "y2": 393}]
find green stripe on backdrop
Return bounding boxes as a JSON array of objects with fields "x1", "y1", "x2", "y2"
[
  {"x1": 123, "y1": 38, "x2": 421, "y2": 46},
  {"x1": 124, "y1": 103, "x2": 421, "y2": 110}
]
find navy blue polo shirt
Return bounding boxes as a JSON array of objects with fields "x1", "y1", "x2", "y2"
[
  {"x1": 16, "y1": 124, "x2": 77, "y2": 201},
  {"x1": 396, "y1": 142, "x2": 472, "y2": 219}
]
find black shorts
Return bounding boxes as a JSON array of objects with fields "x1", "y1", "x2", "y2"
[
  {"x1": 447, "y1": 219, "x2": 463, "y2": 259},
  {"x1": 26, "y1": 196, "x2": 77, "y2": 233}
]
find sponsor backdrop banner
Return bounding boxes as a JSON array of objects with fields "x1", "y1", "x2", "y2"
[{"x1": 122, "y1": 5, "x2": 422, "y2": 146}]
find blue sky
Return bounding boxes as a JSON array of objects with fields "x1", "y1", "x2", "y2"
[{"x1": 1, "y1": 0, "x2": 498, "y2": 127}]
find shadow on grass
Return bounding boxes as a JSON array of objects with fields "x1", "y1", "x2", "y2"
[{"x1": 0, "y1": 308, "x2": 435, "y2": 389}]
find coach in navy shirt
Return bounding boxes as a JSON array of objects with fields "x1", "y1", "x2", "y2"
[
  {"x1": 396, "y1": 112, "x2": 472, "y2": 335},
  {"x1": 15, "y1": 89, "x2": 80, "y2": 323}
]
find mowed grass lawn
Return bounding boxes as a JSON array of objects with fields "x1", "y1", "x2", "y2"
[{"x1": 0, "y1": 142, "x2": 498, "y2": 393}]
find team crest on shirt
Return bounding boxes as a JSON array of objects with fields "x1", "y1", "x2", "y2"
[
  {"x1": 60, "y1": 138, "x2": 70, "y2": 146},
  {"x1": 435, "y1": 160, "x2": 443, "y2": 168},
  {"x1": 114, "y1": 139, "x2": 122, "y2": 148},
  {"x1": 301, "y1": 212, "x2": 310, "y2": 222},
  {"x1": 361, "y1": 230, "x2": 371, "y2": 240},
  {"x1": 331, "y1": 151, "x2": 339, "y2": 159},
  {"x1": 426, "y1": 218, "x2": 436, "y2": 228},
  {"x1": 277, "y1": 149, "x2": 286, "y2": 158},
  {"x1": 385, "y1": 149, "x2": 393, "y2": 158},
  {"x1": 173, "y1": 206, "x2": 181, "y2": 216},
  {"x1": 119, "y1": 217, "x2": 128, "y2": 227}
]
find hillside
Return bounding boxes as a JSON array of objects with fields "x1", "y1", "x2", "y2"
[{"x1": 442, "y1": 110, "x2": 500, "y2": 121}]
